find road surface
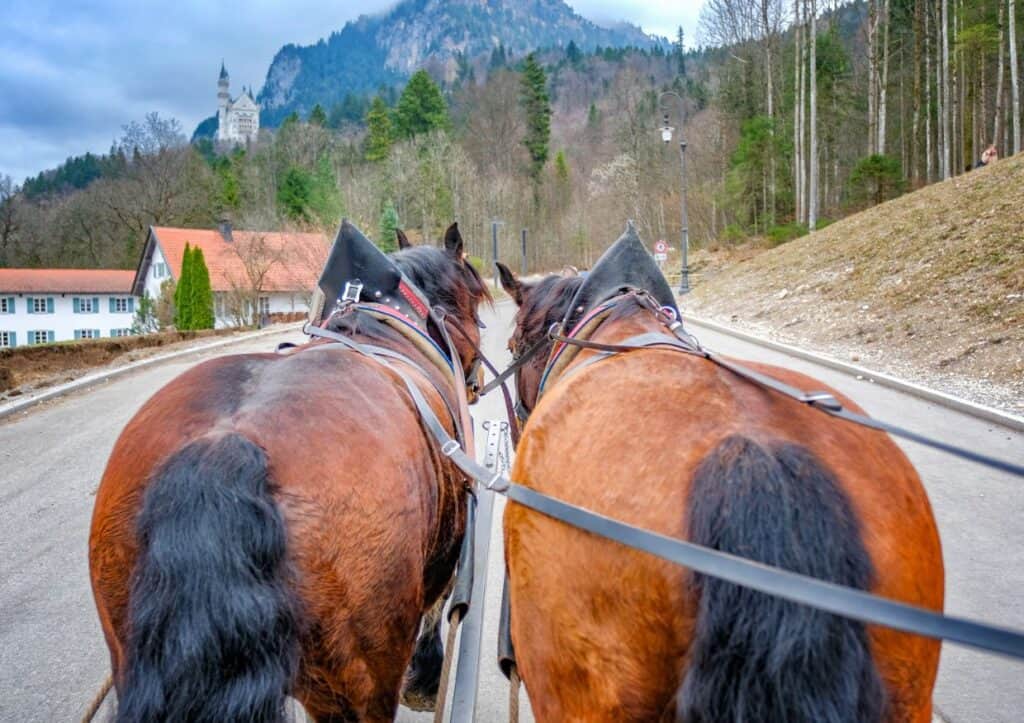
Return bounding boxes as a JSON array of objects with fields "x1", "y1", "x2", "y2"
[{"x1": 0, "y1": 301, "x2": 1021, "y2": 722}]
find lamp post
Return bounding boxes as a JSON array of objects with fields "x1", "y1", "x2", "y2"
[{"x1": 657, "y1": 91, "x2": 690, "y2": 295}]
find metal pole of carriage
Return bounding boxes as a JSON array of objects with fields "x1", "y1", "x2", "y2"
[
  {"x1": 657, "y1": 90, "x2": 691, "y2": 295},
  {"x1": 445, "y1": 419, "x2": 508, "y2": 722}
]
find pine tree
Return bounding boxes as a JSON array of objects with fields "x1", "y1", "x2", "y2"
[
  {"x1": 676, "y1": 26, "x2": 686, "y2": 76},
  {"x1": 278, "y1": 166, "x2": 313, "y2": 220},
  {"x1": 395, "y1": 70, "x2": 449, "y2": 138},
  {"x1": 309, "y1": 155, "x2": 344, "y2": 227},
  {"x1": 364, "y1": 96, "x2": 394, "y2": 161},
  {"x1": 190, "y1": 247, "x2": 216, "y2": 329},
  {"x1": 174, "y1": 243, "x2": 194, "y2": 330},
  {"x1": 309, "y1": 103, "x2": 328, "y2": 126},
  {"x1": 520, "y1": 53, "x2": 552, "y2": 201},
  {"x1": 378, "y1": 200, "x2": 400, "y2": 253},
  {"x1": 566, "y1": 40, "x2": 582, "y2": 66}
]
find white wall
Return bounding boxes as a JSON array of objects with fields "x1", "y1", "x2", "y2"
[
  {"x1": 142, "y1": 244, "x2": 172, "y2": 301},
  {"x1": 0, "y1": 293, "x2": 138, "y2": 348}
]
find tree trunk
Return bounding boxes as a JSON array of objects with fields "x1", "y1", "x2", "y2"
[
  {"x1": 795, "y1": 0, "x2": 805, "y2": 223},
  {"x1": 809, "y1": 0, "x2": 818, "y2": 230},
  {"x1": 926, "y1": 4, "x2": 934, "y2": 182},
  {"x1": 878, "y1": 0, "x2": 890, "y2": 155},
  {"x1": 942, "y1": 0, "x2": 952, "y2": 178},
  {"x1": 868, "y1": 0, "x2": 878, "y2": 155},
  {"x1": 763, "y1": 0, "x2": 776, "y2": 227},
  {"x1": 913, "y1": 0, "x2": 923, "y2": 185},
  {"x1": 1012, "y1": 0, "x2": 1021, "y2": 154},
  {"x1": 996, "y1": 0, "x2": 1006, "y2": 149}
]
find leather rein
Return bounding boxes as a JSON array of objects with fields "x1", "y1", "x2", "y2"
[{"x1": 450, "y1": 291, "x2": 1024, "y2": 661}]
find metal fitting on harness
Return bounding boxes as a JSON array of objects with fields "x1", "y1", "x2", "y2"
[
  {"x1": 441, "y1": 440, "x2": 462, "y2": 456},
  {"x1": 803, "y1": 392, "x2": 843, "y2": 411}
]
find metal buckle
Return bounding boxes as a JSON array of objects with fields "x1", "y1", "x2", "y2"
[
  {"x1": 441, "y1": 440, "x2": 462, "y2": 456},
  {"x1": 341, "y1": 279, "x2": 364, "y2": 303}
]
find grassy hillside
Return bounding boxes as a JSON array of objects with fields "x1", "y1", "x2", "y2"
[{"x1": 684, "y1": 153, "x2": 1024, "y2": 414}]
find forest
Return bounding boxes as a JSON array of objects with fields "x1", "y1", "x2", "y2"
[{"x1": 1, "y1": 0, "x2": 1020, "y2": 275}]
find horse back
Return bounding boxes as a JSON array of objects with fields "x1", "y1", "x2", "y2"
[{"x1": 506, "y1": 347, "x2": 943, "y2": 721}]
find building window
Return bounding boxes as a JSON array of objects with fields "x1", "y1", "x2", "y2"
[
  {"x1": 110, "y1": 328, "x2": 133, "y2": 337},
  {"x1": 75, "y1": 297, "x2": 97, "y2": 313},
  {"x1": 153, "y1": 262, "x2": 167, "y2": 279},
  {"x1": 259, "y1": 296, "x2": 271, "y2": 316},
  {"x1": 74, "y1": 329, "x2": 100, "y2": 340},
  {"x1": 110, "y1": 294, "x2": 134, "y2": 313},
  {"x1": 29, "y1": 330, "x2": 54, "y2": 345},
  {"x1": 0, "y1": 297, "x2": 10, "y2": 314},
  {"x1": 0, "y1": 331, "x2": 13, "y2": 347},
  {"x1": 29, "y1": 297, "x2": 53, "y2": 314}
]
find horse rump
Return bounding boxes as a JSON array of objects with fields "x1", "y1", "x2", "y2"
[
  {"x1": 117, "y1": 433, "x2": 300, "y2": 722},
  {"x1": 678, "y1": 435, "x2": 886, "y2": 723}
]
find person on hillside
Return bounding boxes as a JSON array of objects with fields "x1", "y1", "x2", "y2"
[{"x1": 975, "y1": 144, "x2": 999, "y2": 169}]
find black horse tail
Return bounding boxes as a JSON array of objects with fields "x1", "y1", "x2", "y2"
[
  {"x1": 678, "y1": 435, "x2": 886, "y2": 723},
  {"x1": 117, "y1": 433, "x2": 300, "y2": 722}
]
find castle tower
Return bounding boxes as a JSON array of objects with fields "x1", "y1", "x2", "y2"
[{"x1": 216, "y1": 62, "x2": 230, "y2": 141}]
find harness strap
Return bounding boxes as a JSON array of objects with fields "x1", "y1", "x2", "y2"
[
  {"x1": 395, "y1": 358, "x2": 1024, "y2": 660},
  {"x1": 547, "y1": 330, "x2": 1024, "y2": 479},
  {"x1": 441, "y1": 312, "x2": 523, "y2": 446}
]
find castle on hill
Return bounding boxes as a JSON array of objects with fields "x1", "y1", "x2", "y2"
[{"x1": 216, "y1": 62, "x2": 260, "y2": 144}]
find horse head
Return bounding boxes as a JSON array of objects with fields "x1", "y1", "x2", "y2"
[
  {"x1": 393, "y1": 223, "x2": 492, "y2": 401},
  {"x1": 497, "y1": 263, "x2": 583, "y2": 419}
]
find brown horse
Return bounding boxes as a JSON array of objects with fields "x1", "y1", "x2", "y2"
[
  {"x1": 496, "y1": 262, "x2": 944, "y2": 723},
  {"x1": 89, "y1": 223, "x2": 489, "y2": 722}
]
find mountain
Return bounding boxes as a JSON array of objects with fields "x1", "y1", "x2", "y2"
[{"x1": 256, "y1": 0, "x2": 662, "y2": 125}]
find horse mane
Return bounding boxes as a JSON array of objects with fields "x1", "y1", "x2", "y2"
[
  {"x1": 514, "y1": 275, "x2": 584, "y2": 351},
  {"x1": 392, "y1": 246, "x2": 492, "y2": 322}
]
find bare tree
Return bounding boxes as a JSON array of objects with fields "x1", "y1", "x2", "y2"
[
  {"x1": 0, "y1": 174, "x2": 21, "y2": 266},
  {"x1": 808, "y1": 0, "x2": 819, "y2": 230},
  {"x1": 995, "y1": 0, "x2": 1006, "y2": 151},
  {"x1": 877, "y1": 0, "x2": 891, "y2": 155},
  {"x1": 1012, "y1": 0, "x2": 1021, "y2": 154},
  {"x1": 225, "y1": 231, "x2": 285, "y2": 326},
  {"x1": 942, "y1": 0, "x2": 952, "y2": 178}
]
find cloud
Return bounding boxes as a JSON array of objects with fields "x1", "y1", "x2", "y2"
[{"x1": 0, "y1": 0, "x2": 702, "y2": 184}]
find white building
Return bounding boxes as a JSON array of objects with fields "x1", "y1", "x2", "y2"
[
  {"x1": 133, "y1": 223, "x2": 327, "y2": 329},
  {"x1": 216, "y1": 63, "x2": 260, "y2": 144},
  {"x1": 0, "y1": 269, "x2": 138, "y2": 348}
]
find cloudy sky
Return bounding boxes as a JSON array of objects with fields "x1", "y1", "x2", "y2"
[{"x1": 1, "y1": 0, "x2": 703, "y2": 184}]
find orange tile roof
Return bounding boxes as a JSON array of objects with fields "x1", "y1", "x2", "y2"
[
  {"x1": 150, "y1": 226, "x2": 328, "y2": 293},
  {"x1": 0, "y1": 268, "x2": 135, "y2": 294}
]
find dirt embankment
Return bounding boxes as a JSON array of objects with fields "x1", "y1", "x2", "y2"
[{"x1": 682, "y1": 154, "x2": 1024, "y2": 414}]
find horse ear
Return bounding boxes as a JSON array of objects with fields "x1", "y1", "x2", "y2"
[
  {"x1": 443, "y1": 222, "x2": 464, "y2": 259},
  {"x1": 396, "y1": 228, "x2": 412, "y2": 249},
  {"x1": 496, "y1": 262, "x2": 524, "y2": 305}
]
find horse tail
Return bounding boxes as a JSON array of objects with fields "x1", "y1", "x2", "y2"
[
  {"x1": 117, "y1": 433, "x2": 300, "y2": 722},
  {"x1": 678, "y1": 434, "x2": 886, "y2": 723}
]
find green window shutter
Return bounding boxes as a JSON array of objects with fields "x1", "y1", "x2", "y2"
[
  {"x1": 26, "y1": 296, "x2": 34, "y2": 314},
  {"x1": 128, "y1": 297, "x2": 135, "y2": 313},
  {"x1": 6, "y1": 296, "x2": 13, "y2": 314},
  {"x1": 94, "y1": 329, "x2": 101, "y2": 338},
  {"x1": 9, "y1": 332, "x2": 15, "y2": 346},
  {"x1": 73, "y1": 297, "x2": 81, "y2": 313},
  {"x1": 74, "y1": 330, "x2": 81, "y2": 340},
  {"x1": 47, "y1": 330, "x2": 55, "y2": 342},
  {"x1": 46, "y1": 298, "x2": 54, "y2": 314},
  {"x1": 108, "y1": 297, "x2": 115, "y2": 313}
]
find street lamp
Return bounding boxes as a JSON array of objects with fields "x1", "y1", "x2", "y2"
[{"x1": 657, "y1": 91, "x2": 690, "y2": 295}]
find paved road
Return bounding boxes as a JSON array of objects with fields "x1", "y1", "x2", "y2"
[{"x1": 1, "y1": 301, "x2": 1021, "y2": 722}]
